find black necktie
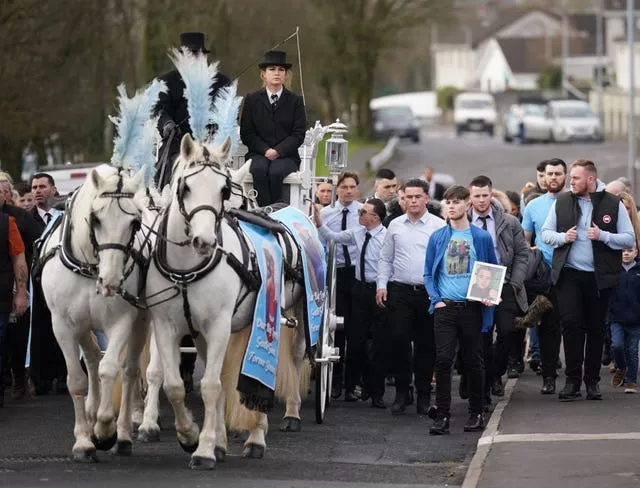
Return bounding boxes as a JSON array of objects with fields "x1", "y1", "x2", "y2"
[
  {"x1": 360, "y1": 232, "x2": 372, "y2": 282},
  {"x1": 45, "y1": 213, "x2": 52, "y2": 224},
  {"x1": 270, "y1": 93, "x2": 278, "y2": 110},
  {"x1": 341, "y1": 208, "x2": 352, "y2": 267},
  {"x1": 478, "y1": 216, "x2": 488, "y2": 231}
]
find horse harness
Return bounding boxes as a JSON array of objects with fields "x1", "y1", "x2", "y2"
[
  {"x1": 33, "y1": 169, "x2": 149, "y2": 307},
  {"x1": 151, "y1": 157, "x2": 303, "y2": 339}
]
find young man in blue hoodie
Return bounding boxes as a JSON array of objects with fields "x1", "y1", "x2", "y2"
[
  {"x1": 609, "y1": 246, "x2": 640, "y2": 394},
  {"x1": 424, "y1": 185, "x2": 498, "y2": 435}
]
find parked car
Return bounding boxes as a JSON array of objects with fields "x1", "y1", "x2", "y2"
[
  {"x1": 453, "y1": 92, "x2": 497, "y2": 137},
  {"x1": 372, "y1": 105, "x2": 421, "y2": 143},
  {"x1": 503, "y1": 103, "x2": 554, "y2": 143},
  {"x1": 548, "y1": 100, "x2": 604, "y2": 142}
]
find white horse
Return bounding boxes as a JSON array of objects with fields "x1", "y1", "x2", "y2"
[
  {"x1": 37, "y1": 166, "x2": 151, "y2": 462},
  {"x1": 142, "y1": 134, "x2": 309, "y2": 469}
]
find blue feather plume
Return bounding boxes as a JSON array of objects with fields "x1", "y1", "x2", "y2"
[
  {"x1": 169, "y1": 48, "x2": 218, "y2": 143},
  {"x1": 110, "y1": 79, "x2": 167, "y2": 184},
  {"x1": 211, "y1": 80, "x2": 242, "y2": 155}
]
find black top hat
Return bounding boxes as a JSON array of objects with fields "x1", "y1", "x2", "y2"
[
  {"x1": 180, "y1": 32, "x2": 210, "y2": 54},
  {"x1": 258, "y1": 50, "x2": 292, "y2": 70}
]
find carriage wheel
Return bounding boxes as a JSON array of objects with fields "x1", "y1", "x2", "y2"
[{"x1": 315, "y1": 241, "x2": 338, "y2": 424}]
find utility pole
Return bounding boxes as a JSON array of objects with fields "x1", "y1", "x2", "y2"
[
  {"x1": 595, "y1": 0, "x2": 603, "y2": 118},
  {"x1": 628, "y1": 0, "x2": 636, "y2": 193},
  {"x1": 562, "y1": 0, "x2": 569, "y2": 98}
]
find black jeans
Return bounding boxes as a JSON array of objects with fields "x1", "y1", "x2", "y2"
[
  {"x1": 488, "y1": 285, "x2": 519, "y2": 381},
  {"x1": 538, "y1": 287, "x2": 562, "y2": 379},
  {"x1": 333, "y1": 266, "x2": 355, "y2": 389},
  {"x1": 3, "y1": 310, "x2": 30, "y2": 384},
  {"x1": 250, "y1": 155, "x2": 298, "y2": 207},
  {"x1": 554, "y1": 268, "x2": 612, "y2": 384},
  {"x1": 347, "y1": 281, "x2": 388, "y2": 397},
  {"x1": 434, "y1": 301, "x2": 485, "y2": 416},
  {"x1": 387, "y1": 282, "x2": 435, "y2": 394}
]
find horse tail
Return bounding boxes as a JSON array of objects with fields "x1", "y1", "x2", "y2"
[
  {"x1": 221, "y1": 327, "x2": 263, "y2": 432},
  {"x1": 275, "y1": 323, "x2": 298, "y2": 402},
  {"x1": 300, "y1": 358, "x2": 311, "y2": 400}
]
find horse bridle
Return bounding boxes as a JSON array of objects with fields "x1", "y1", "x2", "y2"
[
  {"x1": 175, "y1": 153, "x2": 232, "y2": 242},
  {"x1": 88, "y1": 170, "x2": 142, "y2": 259}
]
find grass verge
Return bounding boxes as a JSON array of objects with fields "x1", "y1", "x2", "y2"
[{"x1": 314, "y1": 136, "x2": 384, "y2": 177}]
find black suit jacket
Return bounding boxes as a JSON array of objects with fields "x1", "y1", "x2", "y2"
[
  {"x1": 240, "y1": 88, "x2": 306, "y2": 164},
  {"x1": 30, "y1": 206, "x2": 47, "y2": 232},
  {"x1": 155, "y1": 69, "x2": 232, "y2": 137},
  {"x1": 1, "y1": 204, "x2": 43, "y2": 269}
]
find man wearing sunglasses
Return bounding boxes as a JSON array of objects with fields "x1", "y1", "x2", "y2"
[{"x1": 315, "y1": 198, "x2": 388, "y2": 406}]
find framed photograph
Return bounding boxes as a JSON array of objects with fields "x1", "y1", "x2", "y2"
[{"x1": 466, "y1": 262, "x2": 507, "y2": 305}]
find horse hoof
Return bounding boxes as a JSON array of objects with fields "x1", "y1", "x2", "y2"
[
  {"x1": 73, "y1": 449, "x2": 98, "y2": 463},
  {"x1": 189, "y1": 455, "x2": 216, "y2": 470},
  {"x1": 242, "y1": 443, "x2": 265, "y2": 459},
  {"x1": 279, "y1": 417, "x2": 301, "y2": 432},
  {"x1": 137, "y1": 428, "x2": 161, "y2": 443},
  {"x1": 178, "y1": 439, "x2": 199, "y2": 454},
  {"x1": 114, "y1": 440, "x2": 132, "y2": 457},
  {"x1": 92, "y1": 432, "x2": 117, "y2": 451},
  {"x1": 214, "y1": 446, "x2": 226, "y2": 462}
]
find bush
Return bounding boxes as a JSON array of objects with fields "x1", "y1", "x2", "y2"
[
  {"x1": 437, "y1": 86, "x2": 460, "y2": 111},
  {"x1": 538, "y1": 66, "x2": 562, "y2": 90}
]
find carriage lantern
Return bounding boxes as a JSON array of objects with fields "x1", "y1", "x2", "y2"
[{"x1": 324, "y1": 119, "x2": 348, "y2": 174}]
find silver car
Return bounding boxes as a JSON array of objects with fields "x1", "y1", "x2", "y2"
[
  {"x1": 503, "y1": 104, "x2": 553, "y2": 143},
  {"x1": 548, "y1": 100, "x2": 604, "y2": 142}
]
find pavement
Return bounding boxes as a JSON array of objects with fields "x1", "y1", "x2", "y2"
[{"x1": 465, "y1": 366, "x2": 640, "y2": 488}]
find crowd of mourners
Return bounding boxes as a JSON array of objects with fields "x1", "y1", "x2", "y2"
[{"x1": 312, "y1": 159, "x2": 639, "y2": 435}]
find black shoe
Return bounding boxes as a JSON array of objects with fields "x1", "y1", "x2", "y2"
[
  {"x1": 459, "y1": 374, "x2": 469, "y2": 399},
  {"x1": 360, "y1": 390, "x2": 370, "y2": 403},
  {"x1": 371, "y1": 396, "x2": 386, "y2": 409},
  {"x1": 416, "y1": 391, "x2": 430, "y2": 415},
  {"x1": 344, "y1": 391, "x2": 359, "y2": 402},
  {"x1": 429, "y1": 415, "x2": 450, "y2": 435},
  {"x1": 540, "y1": 377, "x2": 556, "y2": 395},
  {"x1": 517, "y1": 361, "x2": 525, "y2": 374},
  {"x1": 391, "y1": 390, "x2": 408, "y2": 415},
  {"x1": 585, "y1": 381, "x2": 602, "y2": 400},
  {"x1": 507, "y1": 366, "x2": 520, "y2": 379},
  {"x1": 464, "y1": 413, "x2": 486, "y2": 432},
  {"x1": 529, "y1": 359, "x2": 542, "y2": 375},
  {"x1": 491, "y1": 378, "x2": 505, "y2": 397},
  {"x1": 426, "y1": 405, "x2": 438, "y2": 420},
  {"x1": 558, "y1": 381, "x2": 582, "y2": 401}
]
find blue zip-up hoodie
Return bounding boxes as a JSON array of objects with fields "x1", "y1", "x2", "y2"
[
  {"x1": 424, "y1": 224, "x2": 498, "y2": 332},
  {"x1": 608, "y1": 260, "x2": 640, "y2": 325}
]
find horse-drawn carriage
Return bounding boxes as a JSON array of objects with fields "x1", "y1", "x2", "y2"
[{"x1": 33, "y1": 49, "x2": 347, "y2": 468}]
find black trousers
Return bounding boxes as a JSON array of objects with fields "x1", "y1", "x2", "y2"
[
  {"x1": 387, "y1": 282, "x2": 435, "y2": 394},
  {"x1": 2, "y1": 310, "x2": 30, "y2": 384},
  {"x1": 29, "y1": 281, "x2": 66, "y2": 390},
  {"x1": 347, "y1": 281, "x2": 388, "y2": 397},
  {"x1": 488, "y1": 285, "x2": 519, "y2": 381},
  {"x1": 537, "y1": 287, "x2": 561, "y2": 379},
  {"x1": 250, "y1": 155, "x2": 298, "y2": 207},
  {"x1": 333, "y1": 266, "x2": 355, "y2": 388},
  {"x1": 434, "y1": 301, "x2": 485, "y2": 416},
  {"x1": 555, "y1": 268, "x2": 612, "y2": 384}
]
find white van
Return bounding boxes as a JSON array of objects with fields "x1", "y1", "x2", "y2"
[{"x1": 453, "y1": 92, "x2": 497, "y2": 137}]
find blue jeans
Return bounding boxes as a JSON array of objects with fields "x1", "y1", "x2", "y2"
[
  {"x1": 611, "y1": 322, "x2": 640, "y2": 384},
  {"x1": 529, "y1": 326, "x2": 540, "y2": 361}
]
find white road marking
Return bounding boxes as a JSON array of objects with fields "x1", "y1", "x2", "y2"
[{"x1": 478, "y1": 432, "x2": 640, "y2": 446}]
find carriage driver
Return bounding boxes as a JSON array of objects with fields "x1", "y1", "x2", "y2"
[
  {"x1": 154, "y1": 32, "x2": 231, "y2": 190},
  {"x1": 240, "y1": 50, "x2": 307, "y2": 207}
]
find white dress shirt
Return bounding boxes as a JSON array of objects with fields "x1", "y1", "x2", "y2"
[
  {"x1": 377, "y1": 210, "x2": 446, "y2": 289},
  {"x1": 266, "y1": 87, "x2": 283, "y2": 102},
  {"x1": 37, "y1": 206, "x2": 58, "y2": 225},
  {"x1": 471, "y1": 209, "x2": 501, "y2": 265},
  {"x1": 320, "y1": 200, "x2": 363, "y2": 267},
  {"x1": 318, "y1": 223, "x2": 387, "y2": 283}
]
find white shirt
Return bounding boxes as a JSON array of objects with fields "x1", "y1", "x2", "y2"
[
  {"x1": 318, "y1": 223, "x2": 387, "y2": 283},
  {"x1": 471, "y1": 209, "x2": 501, "y2": 265},
  {"x1": 377, "y1": 210, "x2": 446, "y2": 289},
  {"x1": 266, "y1": 87, "x2": 283, "y2": 103},
  {"x1": 37, "y1": 206, "x2": 58, "y2": 224},
  {"x1": 319, "y1": 200, "x2": 363, "y2": 267}
]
